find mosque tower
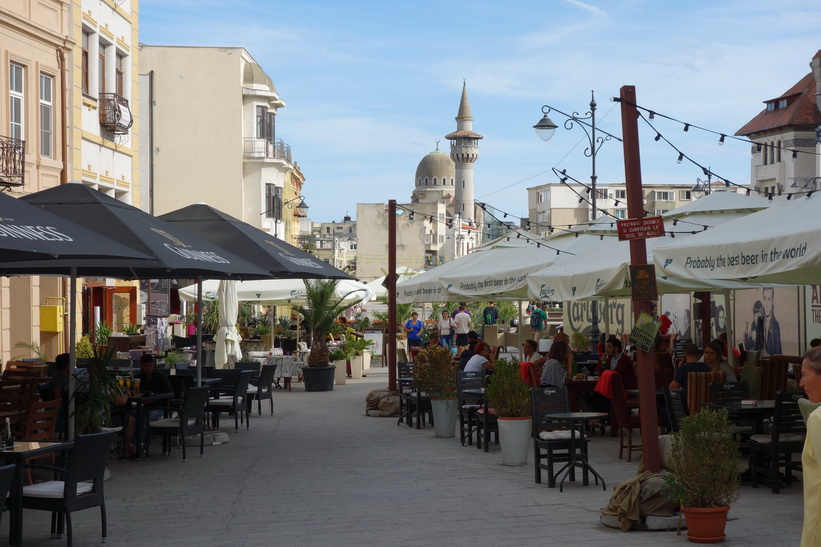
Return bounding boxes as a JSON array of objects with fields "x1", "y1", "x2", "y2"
[{"x1": 445, "y1": 82, "x2": 482, "y2": 223}]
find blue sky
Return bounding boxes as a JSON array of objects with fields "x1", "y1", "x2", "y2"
[{"x1": 139, "y1": 0, "x2": 821, "y2": 223}]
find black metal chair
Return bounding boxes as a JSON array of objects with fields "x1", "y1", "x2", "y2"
[
  {"x1": 709, "y1": 381, "x2": 750, "y2": 405},
  {"x1": 247, "y1": 364, "x2": 276, "y2": 416},
  {"x1": 396, "y1": 361, "x2": 432, "y2": 428},
  {"x1": 456, "y1": 370, "x2": 483, "y2": 446},
  {"x1": 148, "y1": 386, "x2": 209, "y2": 460},
  {"x1": 22, "y1": 430, "x2": 115, "y2": 547},
  {"x1": 475, "y1": 371, "x2": 498, "y2": 452},
  {"x1": 663, "y1": 386, "x2": 689, "y2": 433},
  {"x1": 0, "y1": 464, "x2": 15, "y2": 528},
  {"x1": 206, "y1": 370, "x2": 253, "y2": 432},
  {"x1": 531, "y1": 386, "x2": 585, "y2": 487},
  {"x1": 749, "y1": 390, "x2": 807, "y2": 493}
]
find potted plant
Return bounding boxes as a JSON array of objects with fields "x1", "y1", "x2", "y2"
[
  {"x1": 296, "y1": 279, "x2": 358, "y2": 392},
  {"x1": 122, "y1": 323, "x2": 147, "y2": 348},
  {"x1": 346, "y1": 337, "x2": 374, "y2": 380},
  {"x1": 164, "y1": 351, "x2": 187, "y2": 370},
  {"x1": 12, "y1": 341, "x2": 49, "y2": 363},
  {"x1": 94, "y1": 320, "x2": 112, "y2": 354},
  {"x1": 485, "y1": 357, "x2": 532, "y2": 465},
  {"x1": 76, "y1": 335, "x2": 95, "y2": 359},
  {"x1": 275, "y1": 316, "x2": 297, "y2": 353},
  {"x1": 412, "y1": 345, "x2": 458, "y2": 438},
  {"x1": 329, "y1": 348, "x2": 348, "y2": 386},
  {"x1": 71, "y1": 346, "x2": 125, "y2": 434},
  {"x1": 570, "y1": 331, "x2": 592, "y2": 368},
  {"x1": 662, "y1": 408, "x2": 740, "y2": 543}
]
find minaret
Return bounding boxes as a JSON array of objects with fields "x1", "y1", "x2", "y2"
[{"x1": 445, "y1": 82, "x2": 482, "y2": 223}]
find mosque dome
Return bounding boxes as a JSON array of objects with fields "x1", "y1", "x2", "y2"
[{"x1": 415, "y1": 145, "x2": 455, "y2": 188}]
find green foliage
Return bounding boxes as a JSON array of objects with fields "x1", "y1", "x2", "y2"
[
  {"x1": 76, "y1": 335, "x2": 95, "y2": 359},
  {"x1": 570, "y1": 331, "x2": 591, "y2": 352},
  {"x1": 354, "y1": 315, "x2": 371, "y2": 329},
  {"x1": 237, "y1": 302, "x2": 254, "y2": 327},
  {"x1": 373, "y1": 303, "x2": 415, "y2": 338},
  {"x1": 495, "y1": 301, "x2": 517, "y2": 321},
  {"x1": 71, "y1": 346, "x2": 125, "y2": 434},
  {"x1": 201, "y1": 302, "x2": 220, "y2": 334},
  {"x1": 94, "y1": 320, "x2": 112, "y2": 348},
  {"x1": 296, "y1": 279, "x2": 359, "y2": 367},
  {"x1": 412, "y1": 345, "x2": 457, "y2": 398},
  {"x1": 485, "y1": 357, "x2": 531, "y2": 418},
  {"x1": 122, "y1": 323, "x2": 141, "y2": 335},
  {"x1": 12, "y1": 341, "x2": 49, "y2": 363},
  {"x1": 251, "y1": 322, "x2": 271, "y2": 337},
  {"x1": 346, "y1": 337, "x2": 374, "y2": 356},
  {"x1": 328, "y1": 348, "x2": 347, "y2": 362},
  {"x1": 164, "y1": 351, "x2": 185, "y2": 367},
  {"x1": 662, "y1": 408, "x2": 741, "y2": 508}
]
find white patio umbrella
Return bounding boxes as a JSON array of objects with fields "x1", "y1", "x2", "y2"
[
  {"x1": 215, "y1": 280, "x2": 242, "y2": 368},
  {"x1": 366, "y1": 266, "x2": 421, "y2": 299},
  {"x1": 178, "y1": 278, "x2": 375, "y2": 306}
]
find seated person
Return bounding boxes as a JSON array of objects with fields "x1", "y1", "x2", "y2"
[
  {"x1": 520, "y1": 339, "x2": 547, "y2": 386},
  {"x1": 464, "y1": 342, "x2": 495, "y2": 373},
  {"x1": 717, "y1": 332, "x2": 742, "y2": 359},
  {"x1": 705, "y1": 339, "x2": 737, "y2": 382},
  {"x1": 123, "y1": 354, "x2": 173, "y2": 456},
  {"x1": 595, "y1": 337, "x2": 637, "y2": 390},
  {"x1": 48, "y1": 353, "x2": 71, "y2": 434},
  {"x1": 552, "y1": 331, "x2": 575, "y2": 376},
  {"x1": 540, "y1": 340, "x2": 569, "y2": 388},
  {"x1": 421, "y1": 332, "x2": 440, "y2": 348},
  {"x1": 669, "y1": 343, "x2": 710, "y2": 395},
  {"x1": 458, "y1": 331, "x2": 482, "y2": 370}
]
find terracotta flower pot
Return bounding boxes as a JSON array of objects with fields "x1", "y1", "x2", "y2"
[{"x1": 681, "y1": 506, "x2": 730, "y2": 543}]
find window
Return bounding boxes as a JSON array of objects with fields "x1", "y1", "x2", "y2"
[
  {"x1": 654, "y1": 209, "x2": 670, "y2": 216},
  {"x1": 433, "y1": 177, "x2": 437, "y2": 186},
  {"x1": 438, "y1": 213, "x2": 444, "y2": 222},
  {"x1": 39, "y1": 74, "x2": 53, "y2": 158},
  {"x1": 776, "y1": 140, "x2": 782, "y2": 163},
  {"x1": 614, "y1": 209, "x2": 626, "y2": 219},
  {"x1": 438, "y1": 235, "x2": 444, "y2": 243},
  {"x1": 10, "y1": 63, "x2": 24, "y2": 141},
  {"x1": 654, "y1": 191, "x2": 674, "y2": 201},
  {"x1": 766, "y1": 102, "x2": 775, "y2": 112},
  {"x1": 614, "y1": 189, "x2": 626, "y2": 200},
  {"x1": 98, "y1": 42, "x2": 106, "y2": 96},
  {"x1": 82, "y1": 31, "x2": 90, "y2": 95},
  {"x1": 264, "y1": 184, "x2": 282, "y2": 219},
  {"x1": 256, "y1": 106, "x2": 275, "y2": 141},
  {"x1": 679, "y1": 190, "x2": 691, "y2": 200},
  {"x1": 115, "y1": 53, "x2": 125, "y2": 96},
  {"x1": 778, "y1": 99, "x2": 788, "y2": 109}
]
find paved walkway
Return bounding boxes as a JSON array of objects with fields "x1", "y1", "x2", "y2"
[{"x1": 4, "y1": 366, "x2": 803, "y2": 546}]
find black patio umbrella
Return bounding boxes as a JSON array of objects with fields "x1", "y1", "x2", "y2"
[
  {"x1": 159, "y1": 203, "x2": 353, "y2": 280},
  {"x1": 0, "y1": 190, "x2": 150, "y2": 262},
  {"x1": 8, "y1": 184, "x2": 270, "y2": 280}
]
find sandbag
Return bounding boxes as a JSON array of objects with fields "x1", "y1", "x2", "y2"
[{"x1": 365, "y1": 389, "x2": 400, "y2": 416}]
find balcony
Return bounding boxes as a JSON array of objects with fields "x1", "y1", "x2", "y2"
[
  {"x1": 0, "y1": 136, "x2": 24, "y2": 187},
  {"x1": 243, "y1": 137, "x2": 292, "y2": 164},
  {"x1": 99, "y1": 93, "x2": 133, "y2": 134}
]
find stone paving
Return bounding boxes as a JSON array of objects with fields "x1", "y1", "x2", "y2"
[{"x1": 2, "y1": 365, "x2": 804, "y2": 546}]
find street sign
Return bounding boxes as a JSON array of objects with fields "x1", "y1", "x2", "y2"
[
  {"x1": 617, "y1": 216, "x2": 665, "y2": 241},
  {"x1": 629, "y1": 264, "x2": 658, "y2": 302},
  {"x1": 629, "y1": 310, "x2": 661, "y2": 352}
]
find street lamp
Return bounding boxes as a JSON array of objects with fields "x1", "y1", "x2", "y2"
[
  {"x1": 690, "y1": 175, "x2": 711, "y2": 199},
  {"x1": 262, "y1": 194, "x2": 309, "y2": 239},
  {"x1": 534, "y1": 90, "x2": 620, "y2": 349}
]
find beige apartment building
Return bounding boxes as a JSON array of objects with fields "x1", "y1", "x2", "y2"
[
  {"x1": 0, "y1": 0, "x2": 73, "y2": 362},
  {"x1": 138, "y1": 45, "x2": 304, "y2": 245}
]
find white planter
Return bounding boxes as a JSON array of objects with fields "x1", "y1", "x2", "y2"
[
  {"x1": 497, "y1": 417, "x2": 532, "y2": 466},
  {"x1": 431, "y1": 398, "x2": 458, "y2": 438},
  {"x1": 350, "y1": 355, "x2": 363, "y2": 379},
  {"x1": 332, "y1": 359, "x2": 347, "y2": 385},
  {"x1": 362, "y1": 352, "x2": 371, "y2": 371}
]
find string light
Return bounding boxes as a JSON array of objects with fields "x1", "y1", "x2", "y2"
[
  {"x1": 718, "y1": 134, "x2": 725, "y2": 146},
  {"x1": 677, "y1": 153, "x2": 683, "y2": 164},
  {"x1": 683, "y1": 124, "x2": 689, "y2": 132}
]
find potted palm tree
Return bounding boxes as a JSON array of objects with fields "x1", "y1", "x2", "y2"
[
  {"x1": 329, "y1": 348, "x2": 348, "y2": 386},
  {"x1": 296, "y1": 279, "x2": 358, "y2": 392},
  {"x1": 485, "y1": 357, "x2": 532, "y2": 465},
  {"x1": 346, "y1": 337, "x2": 374, "y2": 380},
  {"x1": 662, "y1": 408, "x2": 740, "y2": 543},
  {"x1": 412, "y1": 345, "x2": 458, "y2": 438}
]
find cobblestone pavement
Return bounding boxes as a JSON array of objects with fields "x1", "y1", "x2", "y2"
[{"x1": 3, "y1": 365, "x2": 803, "y2": 546}]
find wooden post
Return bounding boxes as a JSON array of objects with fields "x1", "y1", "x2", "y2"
[
  {"x1": 388, "y1": 200, "x2": 397, "y2": 392},
  {"x1": 619, "y1": 85, "x2": 661, "y2": 472}
]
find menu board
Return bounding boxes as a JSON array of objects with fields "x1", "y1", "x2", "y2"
[{"x1": 363, "y1": 328, "x2": 385, "y2": 357}]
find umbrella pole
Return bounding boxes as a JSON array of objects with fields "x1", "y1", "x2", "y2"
[
  {"x1": 725, "y1": 289, "x2": 735, "y2": 369},
  {"x1": 197, "y1": 276, "x2": 203, "y2": 387},
  {"x1": 67, "y1": 267, "x2": 77, "y2": 440}
]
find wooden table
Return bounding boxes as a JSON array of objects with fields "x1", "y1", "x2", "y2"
[
  {"x1": 701, "y1": 400, "x2": 776, "y2": 434},
  {"x1": 0, "y1": 440, "x2": 74, "y2": 546}
]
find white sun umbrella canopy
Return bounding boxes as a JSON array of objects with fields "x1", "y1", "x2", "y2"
[
  {"x1": 654, "y1": 191, "x2": 821, "y2": 284},
  {"x1": 179, "y1": 278, "x2": 375, "y2": 306},
  {"x1": 366, "y1": 266, "x2": 421, "y2": 299},
  {"x1": 215, "y1": 280, "x2": 242, "y2": 368}
]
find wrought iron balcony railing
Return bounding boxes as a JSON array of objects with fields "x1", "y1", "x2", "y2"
[
  {"x1": 99, "y1": 93, "x2": 133, "y2": 134},
  {"x1": 243, "y1": 137, "x2": 292, "y2": 163},
  {"x1": 0, "y1": 136, "x2": 24, "y2": 187}
]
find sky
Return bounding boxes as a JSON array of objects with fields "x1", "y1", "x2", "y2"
[{"x1": 139, "y1": 0, "x2": 821, "y2": 224}]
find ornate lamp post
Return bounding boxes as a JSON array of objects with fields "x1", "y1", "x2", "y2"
[
  {"x1": 690, "y1": 175, "x2": 711, "y2": 199},
  {"x1": 534, "y1": 90, "x2": 620, "y2": 349},
  {"x1": 262, "y1": 195, "x2": 308, "y2": 240}
]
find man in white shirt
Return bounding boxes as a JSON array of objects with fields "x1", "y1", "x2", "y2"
[{"x1": 454, "y1": 303, "x2": 472, "y2": 354}]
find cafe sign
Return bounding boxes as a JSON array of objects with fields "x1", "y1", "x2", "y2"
[
  {"x1": 617, "y1": 216, "x2": 665, "y2": 241},
  {"x1": 629, "y1": 264, "x2": 658, "y2": 302},
  {"x1": 629, "y1": 310, "x2": 661, "y2": 352}
]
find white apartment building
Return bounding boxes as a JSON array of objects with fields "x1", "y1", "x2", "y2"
[{"x1": 138, "y1": 45, "x2": 305, "y2": 242}]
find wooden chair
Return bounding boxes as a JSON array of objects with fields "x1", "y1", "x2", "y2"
[
  {"x1": 21, "y1": 398, "x2": 62, "y2": 484},
  {"x1": 611, "y1": 373, "x2": 641, "y2": 462},
  {"x1": 760, "y1": 357, "x2": 789, "y2": 400},
  {"x1": 749, "y1": 390, "x2": 807, "y2": 493},
  {"x1": 686, "y1": 371, "x2": 726, "y2": 415}
]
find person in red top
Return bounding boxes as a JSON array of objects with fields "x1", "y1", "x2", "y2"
[{"x1": 595, "y1": 338, "x2": 637, "y2": 390}]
